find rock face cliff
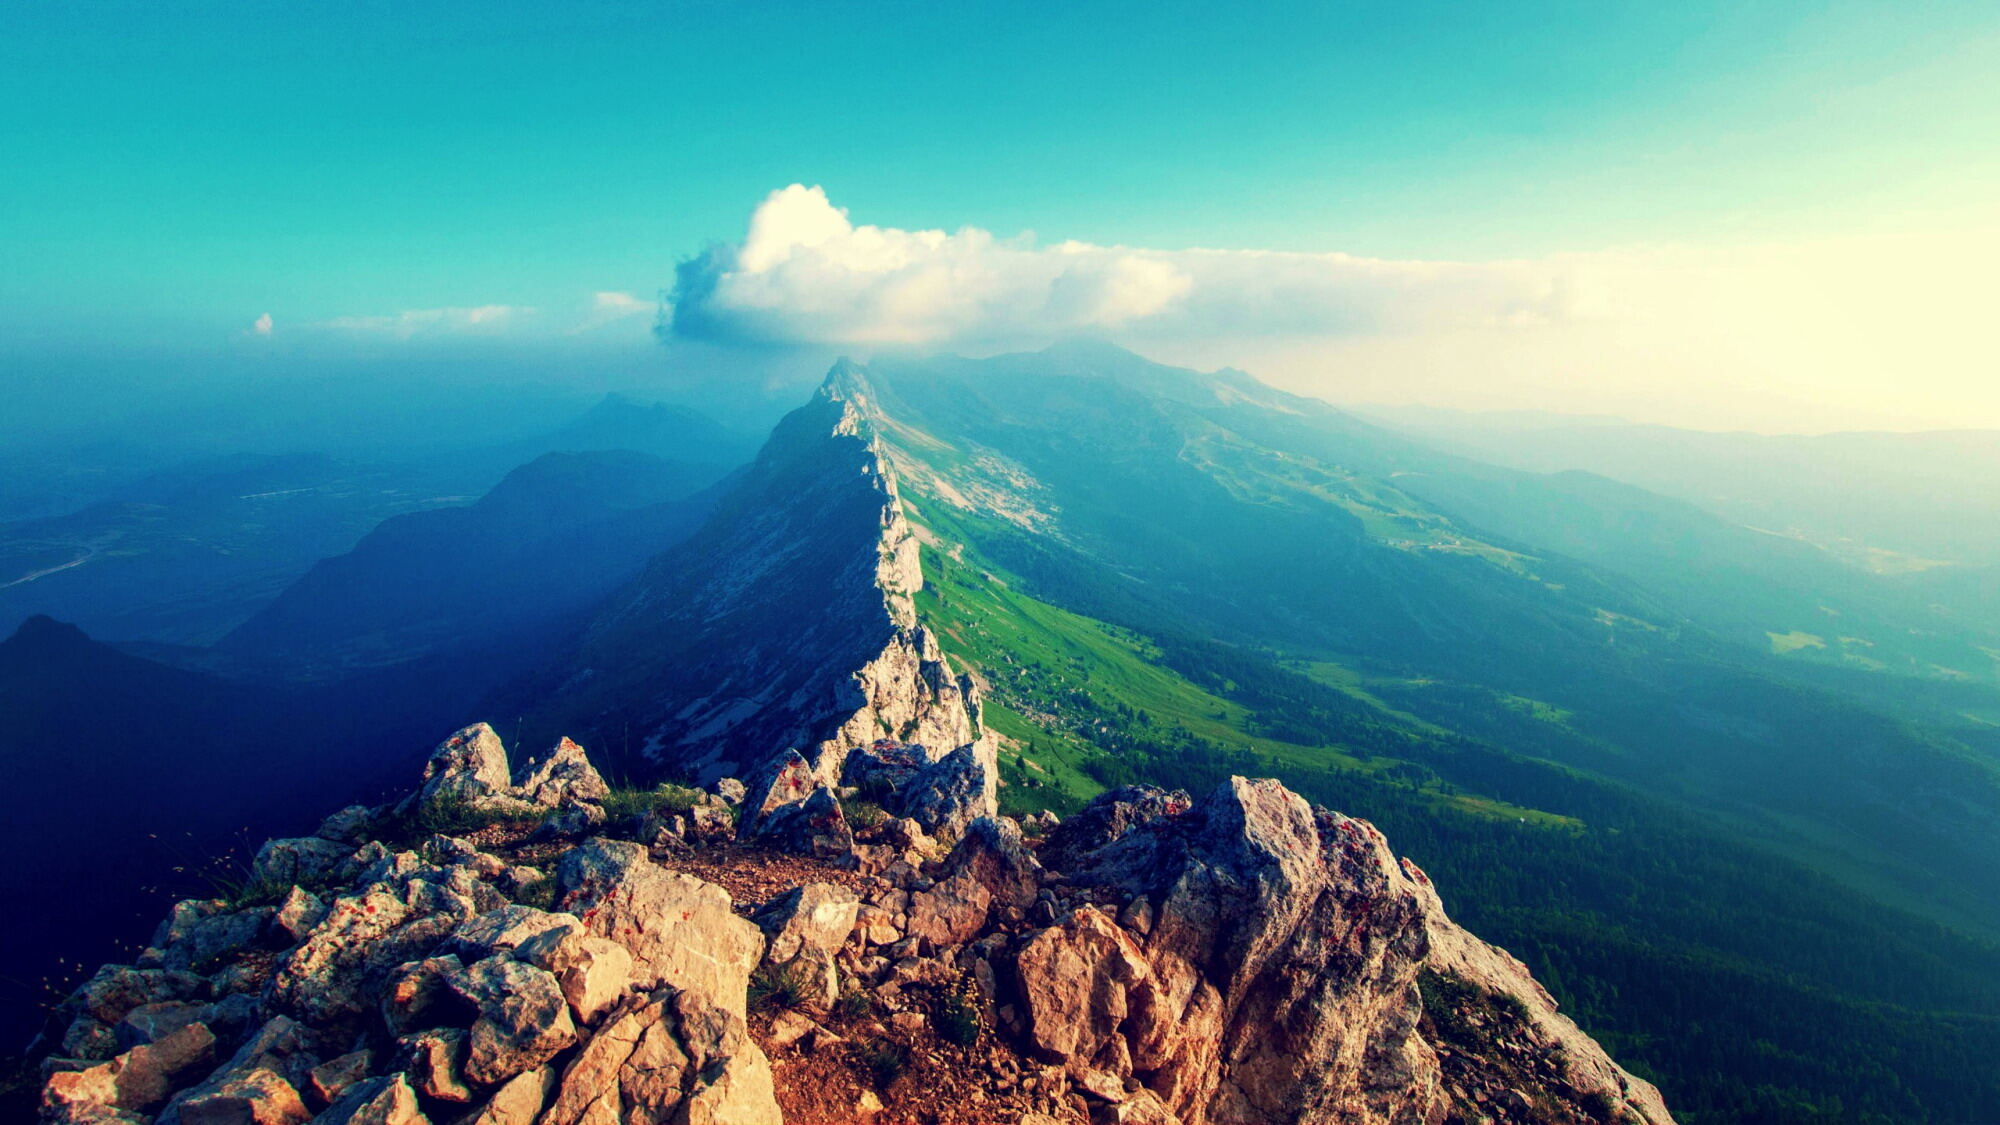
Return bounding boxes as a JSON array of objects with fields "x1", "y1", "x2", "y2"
[
  {"x1": 35, "y1": 727, "x2": 1671, "y2": 1125},
  {"x1": 520, "y1": 363, "x2": 992, "y2": 791}
]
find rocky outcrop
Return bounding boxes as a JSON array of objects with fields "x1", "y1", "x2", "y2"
[{"x1": 37, "y1": 725, "x2": 1668, "y2": 1125}]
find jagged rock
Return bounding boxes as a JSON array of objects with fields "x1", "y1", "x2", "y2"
[
  {"x1": 1013, "y1": 906, "x2": 1162, "y2": 1102},
  {"x1": 270, "y1": 876, "x2": 484, "y2": 1025},
  {"x1": 736, "y1": 749, "x2": 822, "y2": 836},
  {"x1": 41, "y1": 1023, "x2": 217, "y2": 1120},
  {"x1": 444, "y1": 956, "x2": 578, "y2": 1086},
  {"x1": 400, "y1": 1027, "x2": 473, "y2": 1103},
  {"x1": 892, "y1": 741, "x2": 999, "y2": 838},
  {"x1": 513, "y1": 737, "x2": 611, "y2": 808},
  {"x1": 307, "y1": 1051, "x2": 373, "y2": 1105},
  {"x1": 556, "y1": 838, "x2": 764, "y2": 1018},
  {"x1": 313, "y1": 1074, "x2": 428, "y2": 1125},
  {"x1": 53, "y1": 966, "x2": 211, "y2": 1060},
  {"x1": 459, "y1": 1066, "x2": 557, "y2": 1125},
  {"x1": 752, "y1": 884, "x2": 860, "y2": 1011},
  {"x1": 747, "y1": 785, "x2": 854, "y2": 858},
  {"x1": 514, "y1": 923, "x2": 636, "y2": 1025},
  {"x1": 272, "y1": 887, "x2": 326, "y2": 944},
  {"x1": 840, "y1": 740, "x2": 935, "y2": 795},
  {"x1": 162, "y1": 1066, "x2": 310, "y2": 1125},
  {"x1": 543, "y1": 801, "x2": 608, "y2": 839},
  {"x1": 712, "y1": 777, "x2": 747, "y2": 806},
  {"x1": 1038, "y1": 785, "x2": 1190, "y2": 872},
  {"x1": 315, "y1": 806, "x2": 375, "y2": 845},
  {"x1": 539, "y1": 988, "x2": 777, "y2": 1125},
  {"x1": 114, "y1": 1002, "x2": 206, "y2": 1050},
  {"x1": 442, "y1": 905, "x2": 578, "y2": 961},
  {"x1": 145, "y1": 901, "x2": 271, "y2": 974},
  {"x1": 379, "y1": 955, "x2": 464, "y2": 1035},
  {"x1": 904, "y1": 817, "x2": 1040, "y2": 947},
  {"x1": 406, "y1": 723, "x2": 536, "y2": 816},
  {"x1": 249, "y1": 837, "x2": 350, "y2": 890}
]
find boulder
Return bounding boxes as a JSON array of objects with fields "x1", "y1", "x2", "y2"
[
  {"x1": 904, "y1": 817, "x2": 1041, "y2": 947},
  {"x1": 161, "y1": 1066, "x2": 309, "y2": 1125},
  {"x1": 248, "y1": 837, "x2": 350, "y2": 890},
  {"x1": 271, "y1": 887, "x2": 326, "y2": 945},
  {"x1": 514, "y1": 923, "x2": 636, "y2": 1025},
  {"x1": 751, "y1": 883, "x2": 860, "y2": 1010},
  {"x1": 556, "y1": 839, "x2": 764, "y2": 1019},
  {"x1": 314, "y1": 806, "x2": 375, "y2": 845},
  {"x1": 147, "y1": 901, "x2": 271, "y2": 974},
  {"x1": 746, "y1": 785, "x2": 853, "y2": 858},
  {"x1": 513, "y1": 737, "x2": 610, "y2": 808},
  {"x1": 893, "y1": 740, "x2": 999, "y2": 838},
  {"x1": 313, "y1": 1074, "x2": 429, "y2": 1125},
  {"x1": 460, "y1": 1066, "x2": 557, "y2": 1125},
  {"x1": 306, "y1": 1051, "x2": 373, "y2": 1105},
  {"x1": 441, "y1": 905, "x2": 579, "y2": 961},
  {"x1": 269, "y1": 876, "x2": 484, "y2": 1025},
  {"x1": 444, "y1": 956, "x2": 578, "y2": 1086},
  {"x1": 538, "y1": 988, "x2": 776, "y2": 1125},
  {"x1": 41, "y1": 1023, "x2": 217, "y2": 1119},
  {"x1": 737, "y1": 749, "x2": 854, "y2": 856},
  {"x1": 407, "y1": 722, "x2": 535, "y2": 815},
  {"x1": 1038, "y1": 785, "x2": 1190, "y2": 873},
  {"x1": 400, "y1": 1027, "x2": 473, "y2": 1103}
]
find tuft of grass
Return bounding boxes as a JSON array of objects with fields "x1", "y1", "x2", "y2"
[
  {"x1": 600, "y1": 782, "x2": 709, "y2": 823},
  {"x1": 748, "y1": 963, "x2": 815, "y2": 1012},
  {"x1": 852, "y1": 1040, "x2": 909, "y2": 1086},
  {"x1": 832, "y1": 989, "x2": 874, "y2": 1021},
  {"x1": 840, "y1": 797, "x2": 890, "y2": 831}
]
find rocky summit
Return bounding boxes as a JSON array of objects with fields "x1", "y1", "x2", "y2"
[{"x1": 33, "y1": 723, "x2": 1671, "y2": 1125}]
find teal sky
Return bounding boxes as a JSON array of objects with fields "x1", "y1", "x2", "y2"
[{"x1": 4, "y1": 1, "x2": 1998, "y2": 429}]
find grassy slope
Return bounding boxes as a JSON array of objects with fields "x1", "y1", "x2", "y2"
[{"x1": 901, "y1": 491, "x2": 2000, "y2": 1125}]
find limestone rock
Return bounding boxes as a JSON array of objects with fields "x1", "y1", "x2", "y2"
[
  {"x1": 513, "y1": 923, "x2": 636, "y2": 1025},
  {"x1": 892, "y1": 740, "x2": 999, "y2": 839},
  {"x1": 400, "y1": 1027, "x2": 473, "y2": 1103},
  {"x1": 313, "y1": 1073, "x2": 429, "y2": 1125},
  {"x1": 752, "y1": 883, "x2": 860, "y2": 1010},
  {"x1": 41, "y1": 1022, "x2": 216, "y2": 1119},
  {"x1": 513, "y1": 737, "x2": 611, "y2": 808},
  {"x1": 556, "y1": 838, "x2": 764, "y2": 1018},
  {"x1": 248, "y1": 836, "x2": 350, "y2": 890},
  {"x1": 162, "y1": 1066, "x2": 309, "y2": 1125},
  {"x1": 414, "y1": 723, "x2": 514, "y2": 805},
  {"x1": 459, "y1": 1066, "x2": 556, "y2": 1125},
  {"x1": 444, "y1": 956, "x2": 578, "y2": 1086}
]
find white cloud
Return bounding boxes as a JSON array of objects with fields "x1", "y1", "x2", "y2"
[
  {"x1": 318, "y1": 304, "x2": 535, "y2": 339},
  {"x1": 666, "y1": 184, "x2": 1568, "y2": 348},
  {"x1": 252, "y1": 312, "x2": 273, "y2": 336}
]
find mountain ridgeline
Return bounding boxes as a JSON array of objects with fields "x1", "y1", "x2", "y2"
[{"x1": 16, "y1": 346, "x2": 2000, "y2": 1123}]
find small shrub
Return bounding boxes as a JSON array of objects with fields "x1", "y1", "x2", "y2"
[
  {"x1": 748, "y1": 963, "x2": 815, "y2": 1012},
  {"x1": 852, "y1": 1040, "x2": 908, "y2": 1086},
  {"x1": 934, "y1": 990, "x2": 981, "y2": 1047},
  {"x1": 840, "y1": 797, "x2": 890, "y2": 832}
]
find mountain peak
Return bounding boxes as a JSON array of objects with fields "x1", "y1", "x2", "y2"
[{"x1": 3, "y1": 613, "x2": 91, "y2": 653}]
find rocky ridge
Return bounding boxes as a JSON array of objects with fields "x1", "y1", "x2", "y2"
[
  {"x1": 35, "y1": 725, "x2": 1672, "y2": 1125},
  {"x1": 529, "y1": 363, "x2": 994, "y2": 792}
]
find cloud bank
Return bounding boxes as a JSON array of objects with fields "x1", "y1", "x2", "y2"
[{"x1": 667, "y1": 185, "x2": 1571, "y2": 348}]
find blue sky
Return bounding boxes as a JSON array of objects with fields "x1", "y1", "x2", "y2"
[{"x1": 3, "y1": 1, "x2": 1997, "y2": 429}]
